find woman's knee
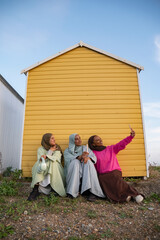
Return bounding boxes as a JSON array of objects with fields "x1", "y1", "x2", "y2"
[
  {"x1": 85, "y1": 159, "x2": 94, "y2": 167},
  {"x1": 70, "y1": 159, "x2": 81, "y2": 168}
]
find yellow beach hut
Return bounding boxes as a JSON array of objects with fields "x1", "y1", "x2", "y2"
[{"x1": 21, "y1": 41, "x2": 147, "y2": 178}]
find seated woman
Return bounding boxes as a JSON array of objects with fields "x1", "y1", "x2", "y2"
[
  {"x1": 64, "y1": 133, "x2": 105, "y2": 201},
  {"x1": 28, "y1": 133, "x2": 66, "y2": 201},
  {"x1": 88, "y1": 129, "x2": 144, "y2": 204}
]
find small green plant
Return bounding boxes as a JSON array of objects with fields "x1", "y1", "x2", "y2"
[
  {"x1": 152, "y1": 166, "x2": 160, "y2": 173},
  {"x1": 118, "y1": 211, "x2": 133, "y2": 219},
  {"x1": 144, "y1": 193, "x2": 160, "y2": 204},
  {"x1": 138, "y1": 206, "x2": 147, "y2": 211},
  {"x1": 2, "y1": 167, "x2": 23, "y2": 180},
  {"x1": 87, "y1": 210, "x2": 97, "y2": 219},
  {"x1": 64, "y1": 198, "x2": 78, "y2": 211},
  {"x1": 124, "y1": 177, "x2": 142, "y2": 182},
  {"x1": 54, "y1": 207, "x2": 61, "y2": 214},
  {"x1": 14, "y1": 200, "x2": 27, "y2": 215},
  {"x1": 86, "y1": 234, "x2": 98, "y2": 240},
  {"x1": 0, "y1": 224, "x2": 14, "y2": 238},
  {"x1": 43, "y1": 194, "x2": 59, "y2": 206},
  {"x1": 45, "y1": 226, "x2": 52, "y2": 232},
  {"x1": 150, "y1": 193, "x2": 160, "y2": 203},
  {"x1": 12, "y1": 215, "x2": 20, "y2": 221},
  {"x1": 31, "y1": 202, "x2": 39, "y2": 213},
  {"x1": 108, "y1": 221, "x2": 119, "y2": 226},
  {"x1": 118, "y1": 212, "x2": 127, "y2": 219},
  {"x1": 11, "y1": 169, "x2": 23, "y2": 180},
  {"x1": 154, "y1": 224, "x2": 160, "y2": 232},
  {"x1": 61, "y1": 199, "x2": 77, "y2": 213},
  {"x1": 0, "y1": 179, "x2": 18, "y2": 196},
  {"x1": 63, "y1": 206, "x2": 75, "y2": 213},
  {"x1": 101, "y1": 229, "x2": 114, "y2": 238},
  {"x1": 2, "y1": 167, "x2": 12, "y2": 177},
  {"x1": 6, "y1": 207, "x2": 15, "y2": 216}
]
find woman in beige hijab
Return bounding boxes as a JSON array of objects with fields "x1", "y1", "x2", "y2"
[{"x1": 28, "y1": 133, "x2": 66, "y2": 201}]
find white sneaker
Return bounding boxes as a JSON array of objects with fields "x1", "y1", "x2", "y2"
[
  {"x1": 126, "y1": 196, "x2": 131, "y2": 202},
  {"x1": 135, "y1": 195, "x2": 144, "y2": 203}
]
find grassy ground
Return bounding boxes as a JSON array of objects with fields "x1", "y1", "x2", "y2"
[{"x1": 0, "y1": 166, "x2": 160, "y2": 240}]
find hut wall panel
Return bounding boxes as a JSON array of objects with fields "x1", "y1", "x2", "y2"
[{"x1": 22, "y1": 47, "x2": 146, "y2": 177}]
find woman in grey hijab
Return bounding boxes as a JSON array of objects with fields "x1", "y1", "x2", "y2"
[{"x1": 64, "y1": 133, "x2": 105, "y2": 201}]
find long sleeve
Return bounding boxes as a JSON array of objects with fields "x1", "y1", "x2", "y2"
[
  {"x1": 37, "y1": 147, "x2": 46, "y2": 161},
  {"x1": 46, "y1": 151, "x2": 62, "y2": 163},
  {"x1": 82, "y1": 145, "x2": 97, "y2": 164},
  {"x1": 113, "y1": 135, "x2": 134, "y2": 154},
  {"x1": 37, "y1": 147, "x2": 62, "y2": 163}
]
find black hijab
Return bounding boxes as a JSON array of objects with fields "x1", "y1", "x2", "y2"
[{"x1": 88, "y1": 135, "x2": 106, "y2": 151}]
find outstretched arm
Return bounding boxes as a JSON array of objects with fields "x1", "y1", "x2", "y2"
[{"x1": 113, "y1": 129, "x2": 135, "y2": 154}]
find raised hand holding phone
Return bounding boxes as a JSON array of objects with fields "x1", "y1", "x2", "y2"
[{"x1": 129, "y1": 124, "x2": 135, "y2": 137}]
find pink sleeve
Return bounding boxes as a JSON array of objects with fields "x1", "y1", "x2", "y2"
[{"x1": 113, "y1": 135, "x2": 134, "y2": 154}]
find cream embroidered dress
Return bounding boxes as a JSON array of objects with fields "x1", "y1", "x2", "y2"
[{"x1": 31, "y1": 146, "x2": 66, "y2": 197}]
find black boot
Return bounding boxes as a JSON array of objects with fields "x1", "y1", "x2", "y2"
[
  {"x1": 67, "y1": 193, "x2": 74, "y2": 199},
  {"x1": 87, "y1": 193, "x2": 97, "y2": 202},
  {"x1": 27, "y1": 184, "x2": 40, "y2": 201}
]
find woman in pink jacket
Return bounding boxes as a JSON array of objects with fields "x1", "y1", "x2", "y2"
[{"x1": 88, "y1": 129, "x2": 144, "y2": 204}]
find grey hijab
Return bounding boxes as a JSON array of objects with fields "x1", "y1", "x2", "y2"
[{"x1": 68, "y1": 133, "x2": 83, "y2": 156}]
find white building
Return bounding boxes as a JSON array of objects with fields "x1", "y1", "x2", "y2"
[{"x1": 0, "y1": 74, "x2": 24, "y2": 172}]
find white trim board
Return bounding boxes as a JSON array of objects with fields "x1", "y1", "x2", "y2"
[
  {"x1": 21, "y1": 41, "x2": 144, "y2": 74},
  {"x1": 137, "y1": 69, "x2": 149, "y2": 177}
]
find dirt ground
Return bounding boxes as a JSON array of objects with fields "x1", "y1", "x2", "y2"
[{"x1": 0, "y1": 166, "x2": 160, "y2": 240}]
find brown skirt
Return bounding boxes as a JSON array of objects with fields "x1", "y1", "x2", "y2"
[{"x1": 98, "y1": 170, "x2": 139, "y2": 203}]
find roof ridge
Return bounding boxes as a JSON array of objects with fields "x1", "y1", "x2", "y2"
[{"x1": 21, "y1": 41, "x2": 144, "y2": 74}]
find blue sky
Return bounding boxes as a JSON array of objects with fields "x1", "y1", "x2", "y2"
[{"x1": 0, "y1": 0, "x2": 160, "y2": 165}]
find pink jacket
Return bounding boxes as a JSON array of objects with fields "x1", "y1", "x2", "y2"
[{"x1": 93, "y1": 136, "x2": 134, "y2": 174}]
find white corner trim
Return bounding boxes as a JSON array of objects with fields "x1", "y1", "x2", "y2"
[
  {"x1": 21, "y1": 41, "x2": 144, "y2": 74},
  {"x1": 19, "y1": 73, "x2": 28, "y2": 169},
  {"x1": 137, "y1": 69, "x2": 149, "y2": 177}
]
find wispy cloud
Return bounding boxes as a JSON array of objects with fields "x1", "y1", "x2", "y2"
[
  {"x1": 143, "y1": 102, "x2": 160, "y2": 118},
  {"x1": 155, "y1": 35, "x2": 160, "y2": 63}
]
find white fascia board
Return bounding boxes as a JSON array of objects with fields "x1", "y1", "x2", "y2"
[
  {"x1": 21, "y1": 42, "x2": 80, "y2": 74},
  {"x1": 21, "y1": 41, "x2": 144, "y2": 74},
  {"x1": 82, "y1": 42, "x2": 144, "y2": 71}
]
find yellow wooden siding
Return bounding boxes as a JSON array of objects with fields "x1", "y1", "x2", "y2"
[{"x1": 22, "y1": 47, "x2": 146, "y2": 177}]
